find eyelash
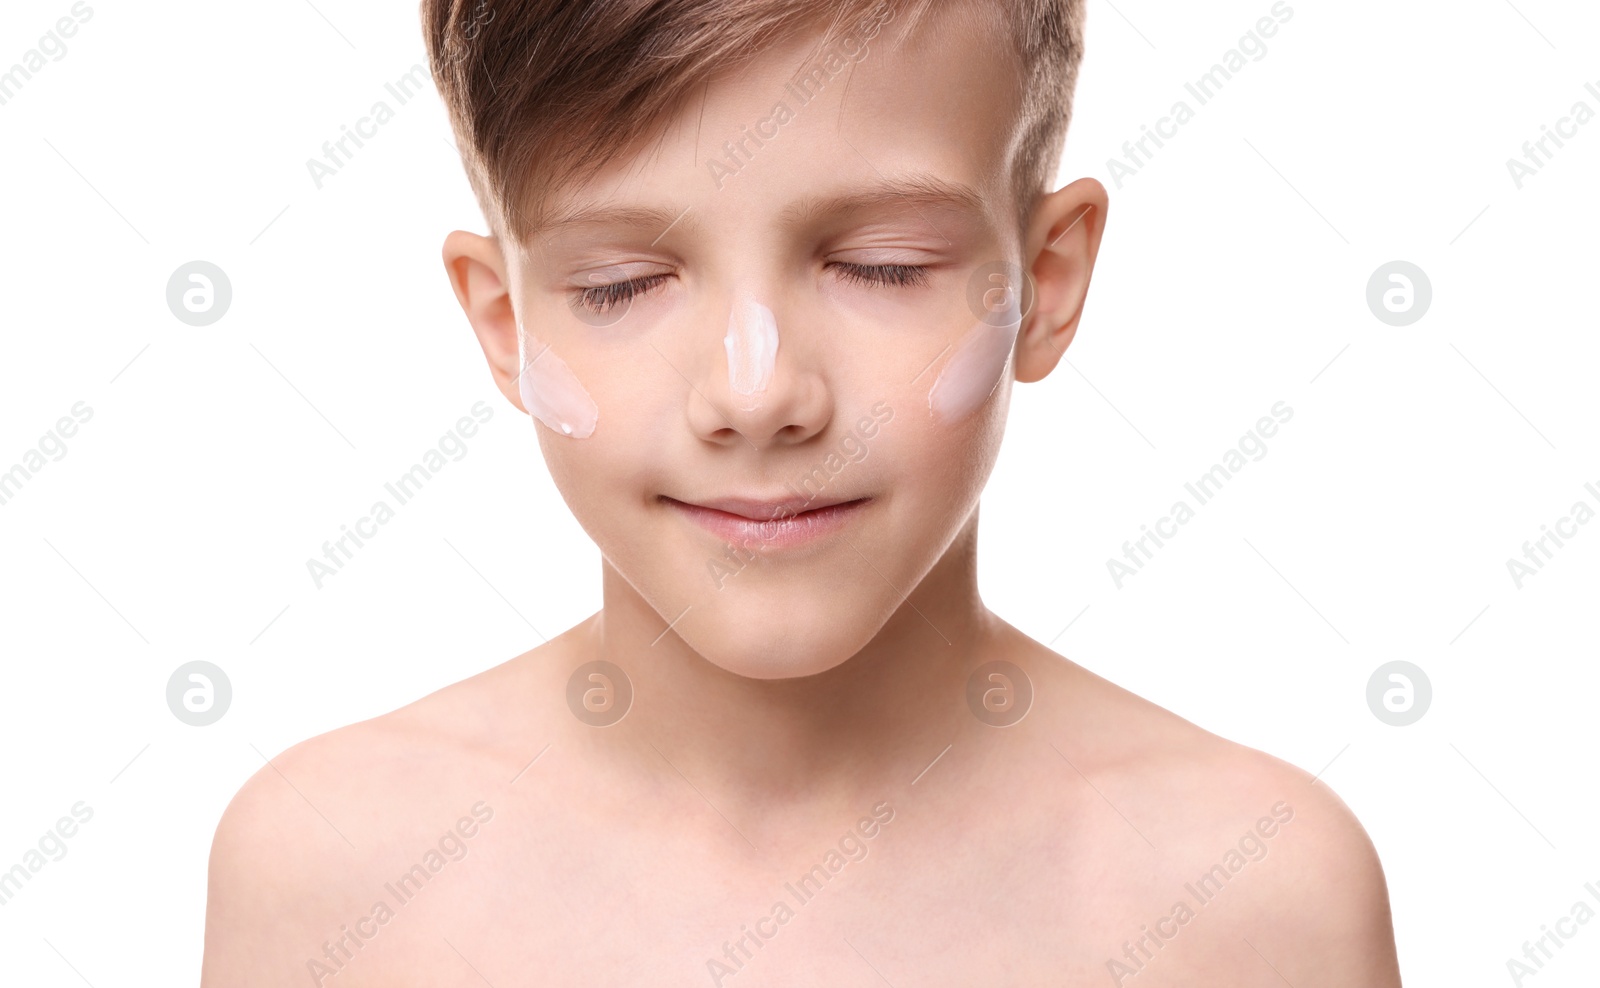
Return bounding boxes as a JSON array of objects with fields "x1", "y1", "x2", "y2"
[
  {"x1": 832, "y1": 262, "x2": 932, "y2": 289},
  {"x1": 569, "y1": 262, "x2": 931, "y2": 315},
  {"x1": 573, "y1": 274, "x2": 668, "y2": 314}
]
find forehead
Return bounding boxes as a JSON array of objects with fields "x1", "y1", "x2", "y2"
[{"x1": 531, "y1": 1, "x2": 1026, "y2": 242}]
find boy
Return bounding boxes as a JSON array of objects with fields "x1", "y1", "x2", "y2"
[{"x1": 203, "y1": 1, "x2": 1403, "y2": 984}]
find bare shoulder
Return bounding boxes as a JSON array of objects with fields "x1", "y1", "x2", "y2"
[
  {"x1": 1148, "y1": 733, "x2": 1402, "y2": 986},
  {"x1": 1015, "y1": 630, "x2": 1401, "y2": 985},
  {"x1": 201, "y1": 634, "x2": 573, "y2": 987}
]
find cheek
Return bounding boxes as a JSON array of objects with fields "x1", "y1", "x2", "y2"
[
  {"x1": 517, "y1": 329, "x2": 600, "y2": 439},
  {"x1": 536, "y1": 374, "x2": 674, "y2": 513},
  {"x1": 926, "y1": 320, "x2": 1018, "y2": 424},
  {"x1": 921, "y1": 262, "x2": 1024, "y2": 425},
  {"x1": 895, "y1": 381, "x2": 1009, "y2": 509},
  {"x1": 537, "y1": 430, "x2": 646, "y2": 555}
]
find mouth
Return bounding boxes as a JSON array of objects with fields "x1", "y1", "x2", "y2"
[{"x1": 660, "y1": 494, "x2": 872, "y2": 550}]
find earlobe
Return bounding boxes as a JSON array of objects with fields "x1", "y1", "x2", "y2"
[
  {"x1": 442, "y1": 230, "x2": 525, "y2": 412},
  {"x1": 1013, "y1": 178, "x2": 1109, "y2": 384}
]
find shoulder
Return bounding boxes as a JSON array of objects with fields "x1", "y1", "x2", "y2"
[
  {"x1": 1017, "y1": 633, "x2": 1401, "y2": 984},
  {"x1": 200, "y1": 639, "x2": 568, "y2": 985},
  {"x1": 1204, "y1": 744, "x2": 1401, "y2": 984},
  {"x1": 1134, "y1": 734, "x2": 1401, "y2": 985}
]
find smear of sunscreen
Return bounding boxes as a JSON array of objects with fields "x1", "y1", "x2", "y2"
[
  {"x1": 723, "y1": 295, "x2": 779, "y2": 407},
  {"x1": 927, "y1": 315, "x2": 1021, "y2": 424},
  {"x1": 517, "y1": 328, "x2": 599, "y2": 439}
]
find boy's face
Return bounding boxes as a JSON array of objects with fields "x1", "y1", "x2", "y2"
[{"x1": 446, "y1": 2, "x2": 1106, "y2": 678}]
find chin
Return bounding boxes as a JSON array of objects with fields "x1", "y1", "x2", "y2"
[{"x1": 680, "y1": 592, "x2": 888, "y2": 681}]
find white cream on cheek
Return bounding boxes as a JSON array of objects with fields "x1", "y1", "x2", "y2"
[
  {"x1": 517, "y1": 324, "x2": 599, "y2": 439},
  {"x1": 723, "y1": 295, "x2": 779, "y2": 408},
  {"x1": 927, "y1": 303, "x2": 1021, "y2": 424}
]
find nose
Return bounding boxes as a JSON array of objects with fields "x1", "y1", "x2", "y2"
[{"x1": 686, "y1": 290, "x2": 832, "y2": 448}]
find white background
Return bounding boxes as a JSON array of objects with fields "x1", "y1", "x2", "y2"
[{"x1": 1, "y1": 0, "x2": 1597, "y2": 984}]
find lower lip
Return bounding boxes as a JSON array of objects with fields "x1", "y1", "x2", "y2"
[{"x1": 665, "y1": 497, "x2": 871, "y2": 550}]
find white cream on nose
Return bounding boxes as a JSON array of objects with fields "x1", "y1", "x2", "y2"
[{"x1": 723, "y1": 294, "x2": 779, "y2": 408}]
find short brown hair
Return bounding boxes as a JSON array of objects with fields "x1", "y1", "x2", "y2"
[{"x1": 421, "y1": 0, "x2": 1085, "y2": 245}]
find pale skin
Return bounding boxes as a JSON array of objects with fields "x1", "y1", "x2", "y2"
[{"x1": 202, "y1": 4, "x2": 1403, "y2": 985}]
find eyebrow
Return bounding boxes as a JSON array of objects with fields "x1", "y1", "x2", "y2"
[
  {"x1": 534, "y1": 174, "x2": 986, "y2": 244},
  {"x1": 779, "y1": 174, "x2": 987, "y2": 229},
  {"x1": 534, "y1": 203, "x2": 703, "y2": 245}
]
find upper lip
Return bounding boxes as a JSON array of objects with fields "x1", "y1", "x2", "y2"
[{"x1": 663, "y1": 494, "x2": 868, "y2": 521}]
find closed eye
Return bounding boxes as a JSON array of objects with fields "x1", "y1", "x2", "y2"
[
  {"x1": 830, "y1": 262, "x2": 932, "y2": 289},
  {"x1": 571, "y1": 273, "x2": 670, "y2": 314}
]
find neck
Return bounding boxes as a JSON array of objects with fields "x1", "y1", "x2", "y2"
[{"x1": 585, "y1": 514, "x2": 1000, "y2": 825}]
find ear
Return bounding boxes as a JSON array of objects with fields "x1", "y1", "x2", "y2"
[
  {"x1": 1014, "y1": 177, "x2": 1109, "y2": 384},
  {"x1": 442, "y1": 230, "x2": 525, "y2": 412}
]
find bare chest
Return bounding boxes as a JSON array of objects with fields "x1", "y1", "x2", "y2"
[{"x1": 312, "y1": 807, "x2": 1279, "y2": 988}]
